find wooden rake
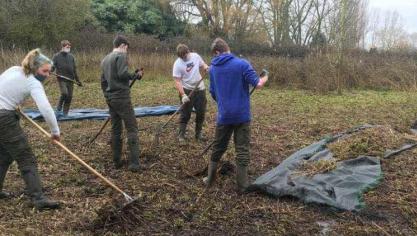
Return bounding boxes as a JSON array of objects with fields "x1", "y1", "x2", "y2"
[{"x1": 18, "y1": 108, "x2": 137, "y2": 204}]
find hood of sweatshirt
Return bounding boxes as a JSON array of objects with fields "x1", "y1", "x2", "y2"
[{"x1": 211, "y1": 53, "x2": 235, "y2": 66}]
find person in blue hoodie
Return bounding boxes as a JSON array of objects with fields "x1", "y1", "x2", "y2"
[{"x1": 204, "y1": 38, "x2": 268, "y2": 192}]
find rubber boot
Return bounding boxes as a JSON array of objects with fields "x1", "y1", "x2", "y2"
[
  {"x1": 21, "y1": 166, "x2": 60, "y2": 210},
  {"x1": 236, "y1": 165, "x2": 249, "y2": 193},
  {"x1": 0, "y1": 164, "x2": 11, "y2": 199},
  {"x1": 203, "y1": 161, "x2": 218, "y2": 187},
  {"x1": 111, "y1": 137, "x2": 123, "y2": 169},
  {"x1": 127, "y1": 138, "x2": 140, "y2": 172},
  {"x1": 411, "y1": 120, "x2": 417, "y2": 135},
  {"x1": 178, "y1": 123, "x2": 187, "y2": 145},
  {"x1": 195, "y1": 121, "x2": 206, "y2": 142},
  {"x1": 63, "y1": 102, "x2": 71, "y2": 116},
  {"x1": 412, "y1": 120, "x2": 417, "y2": 130},
  {"x1": 56, "y1": 97, "x2": 64, "y2": 112}
]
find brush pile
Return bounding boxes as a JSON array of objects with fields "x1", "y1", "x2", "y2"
[
  {"x1": 294, "y1": 126, "x2": 409, "y2": 177},
  {"x1": 293, "y1": 159, "x2": 337, "y2": 177},
  {"x1": 328, "y1": 126, "x2": 407, "y2": 160},
  {"x1": 92, "y1": 198, "x2": 146, "y2": 233}
]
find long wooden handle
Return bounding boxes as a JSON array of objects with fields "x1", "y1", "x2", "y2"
[
  {"x1": 17, "y1": 108, "x2": 132, "y2": 200},
  {"x1": 51, "y1": 72, "x2": 75, "y2": 83},
  {"x1": 160, "y1": 77, "x2": 205, "y2": 130}
]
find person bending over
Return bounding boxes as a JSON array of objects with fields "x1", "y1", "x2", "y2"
[{"x1": 0, "y1": 49, "x2": 61, "y2": 210}]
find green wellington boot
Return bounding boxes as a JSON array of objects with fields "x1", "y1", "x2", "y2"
[
  {"x1": 236, "y1": 165, "x2": 250, "y2": 193},
  {"x1": 21, "y1": 166, "x2": 60, "y2": 210},
  {"x1": 203, "y1": 161, "x2": 218, "y2": 187},
  {"x1": 0, "y1": 164, "x2": 11, "y2": 199}
]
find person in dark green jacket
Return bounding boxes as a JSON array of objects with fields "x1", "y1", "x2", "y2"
[
  {"x1": 100, "y1": 35, "x2": 143, "y2": 172},
  {"x1": 53, "y1": 40, "x2": 82, "y2": 116}
]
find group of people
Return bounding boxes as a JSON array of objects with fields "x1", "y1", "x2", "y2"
[{"x1": 0, "y1": 35, "x2": 268, "y2": 210}]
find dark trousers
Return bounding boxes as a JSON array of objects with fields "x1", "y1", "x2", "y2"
[
  {"x1": 179, "y1": 88, "x2": 207, "y2": 129},
  {"x1": 210, "y1": 122, "x2": 251, "y2": 166},
  {"x1": 107, "y1": 98, "x2": 140, "y2": 162},
  {"x1": 0, "y1": 110, "x2": 41, "y2": 191},
  {"x1": 57, "y1": 80, "x2": 74, "y2": 114}
]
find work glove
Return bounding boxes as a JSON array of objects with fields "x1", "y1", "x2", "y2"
[{"x1": 181, "y1": 94, "x2": 190, "y2": 104}]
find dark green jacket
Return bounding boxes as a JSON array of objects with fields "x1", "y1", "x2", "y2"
[
  {"x1": 52, "y1": 51, "x2": 79, "y2": 82},
  {"x1": 100, "y1": 51, "x2": 136, "y2": 99}
]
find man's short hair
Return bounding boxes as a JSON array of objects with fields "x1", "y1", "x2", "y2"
[
  {"x1": 176, "y1": 44, "x2": 190, "y2": 59},
  {"x1": 61, "y1": 40, "x2": 71, "y2": 47},
  {"x1": 113, "y1": 34, "x2": 129, "y2": 48},
  {"x1": 211, "y1": 38, "x2": 230, "y2": 54}
]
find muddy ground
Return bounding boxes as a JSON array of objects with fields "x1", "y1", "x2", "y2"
[{"x1": 0, "y1": 79, "x2": 416, "y2": 235}]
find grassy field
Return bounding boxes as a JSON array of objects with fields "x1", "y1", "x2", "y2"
[{"x1": 0, "y1": 76, "x2": 416, "y2": 235}]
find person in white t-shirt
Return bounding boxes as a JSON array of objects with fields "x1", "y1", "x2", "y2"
[
  {"x1": 172, "y1": 44, "x2": 209, "y2": 144},
  {"x1": 0, "y1": 49, "x2": 61, "y2": 210}
]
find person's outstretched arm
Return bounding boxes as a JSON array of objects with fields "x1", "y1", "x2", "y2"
[{"x1": 29, "y1": 81, "x2": 60, "y2": 140}]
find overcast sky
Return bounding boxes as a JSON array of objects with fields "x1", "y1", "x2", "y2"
[{"x1": 368, "y1": 0, "x2": 417, "y2": 33}]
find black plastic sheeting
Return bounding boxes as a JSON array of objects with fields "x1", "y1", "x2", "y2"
[
  {"x1": 250, "y1": 125, "x2": 416, "y2": 211},
  {"x1": 24, "y1": 105, "x2": 179, "y2": 122}
]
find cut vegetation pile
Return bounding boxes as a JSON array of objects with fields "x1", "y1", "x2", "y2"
[
  {"x1": 92, "y1": 196, "x2": 153, "y2": 234},
  {"x1": 294, "y1": 159, "x2": 338, "y2": 177},
  {"x1": 294, "y1": 126, "x2": 409, "y2": 177},
  {"x1": 328, "y1": 126, "x2": 407, "y2": 159}
]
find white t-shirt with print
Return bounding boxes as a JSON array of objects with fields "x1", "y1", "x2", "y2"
[{"x1": 172, "y1": 52, "x2": 205, "y2": 90}]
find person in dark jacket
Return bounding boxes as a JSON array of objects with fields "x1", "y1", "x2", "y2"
[
  {"x1": 100, "y1": 35, "x2": 143, "y2": 172},
  {"x1": 204, "y1": 38, "x2": 268, "y2": 192},
  {"x1": 53, "y1": 40, "x2": 82, "y2": 116}
]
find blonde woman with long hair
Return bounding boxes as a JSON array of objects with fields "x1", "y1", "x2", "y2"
[{"x1": 0, "y1": 48, "x2": 60, "y2": 210}]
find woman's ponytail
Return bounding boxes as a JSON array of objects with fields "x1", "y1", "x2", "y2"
[{"x1": 21, "y1": 49, "x2": 52, "y2": 76}]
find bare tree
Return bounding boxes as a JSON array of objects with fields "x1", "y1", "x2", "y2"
[
  {"x1": 367, "y1": 7, "x2": 380, "y2": 48},
  {"x1": 171, "y1": 0, "x2": 371, "y2": 50},
  {"x1": 258, "y1": 0, "x2": 293, "y2": 47},
  {"x1": 172, "y1": 0, "x2": 258, "y2": 42},
  {"x1": 171, "y1": 0, "x2": 201, "y2": 22},
  {"x1": 375, "y1": 11, "x2": 408, "y2": 50},
  {"x1": 289, "y1": 0, "x2": 314, "y2": 45},
  {"x1": 356, "y1": 0, "x2": 369, "y2": 48},
  {"x1": 324, "y1": 0, "x2": 366, "y2": 48},
  {"x1": 410, "y1": 32, "x2": 417, "y2": 49},
  {"x1": 308, "y1": 0, "x2": 333, "y2": 49}
]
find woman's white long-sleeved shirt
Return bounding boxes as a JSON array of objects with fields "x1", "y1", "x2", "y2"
[{"x1": 0, "y1": 66, "x2": 60, "y2": 135}]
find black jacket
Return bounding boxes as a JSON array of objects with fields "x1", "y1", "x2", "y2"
[{"x1": 52, "y1": 51, "x2": 80, "y2": 82}]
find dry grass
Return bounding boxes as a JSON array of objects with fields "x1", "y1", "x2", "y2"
[
  {"x1": 249, "y1": 53, "x2": 417, "y2": 92},
  {"x1": 293, "y1": 159, "x2": 338, "y2": 177},
  {"x1": 2, "y1": 48, "x2": 417, "y2": 93},
  {"x1": 293, "y1": 126, "x2": 409, "y2": 177},
  {"x1": 329, "y1": 126, "x2": 407, "y2": 160}
]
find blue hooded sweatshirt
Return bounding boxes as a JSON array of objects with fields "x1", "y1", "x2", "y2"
[{"x1": 209, "y1": 53, "x2": 259, "y2": 125}]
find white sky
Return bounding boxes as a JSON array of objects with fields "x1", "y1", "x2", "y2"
[{"x1": 368, "y1": 0, "x2": 417, "y2": 33}]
